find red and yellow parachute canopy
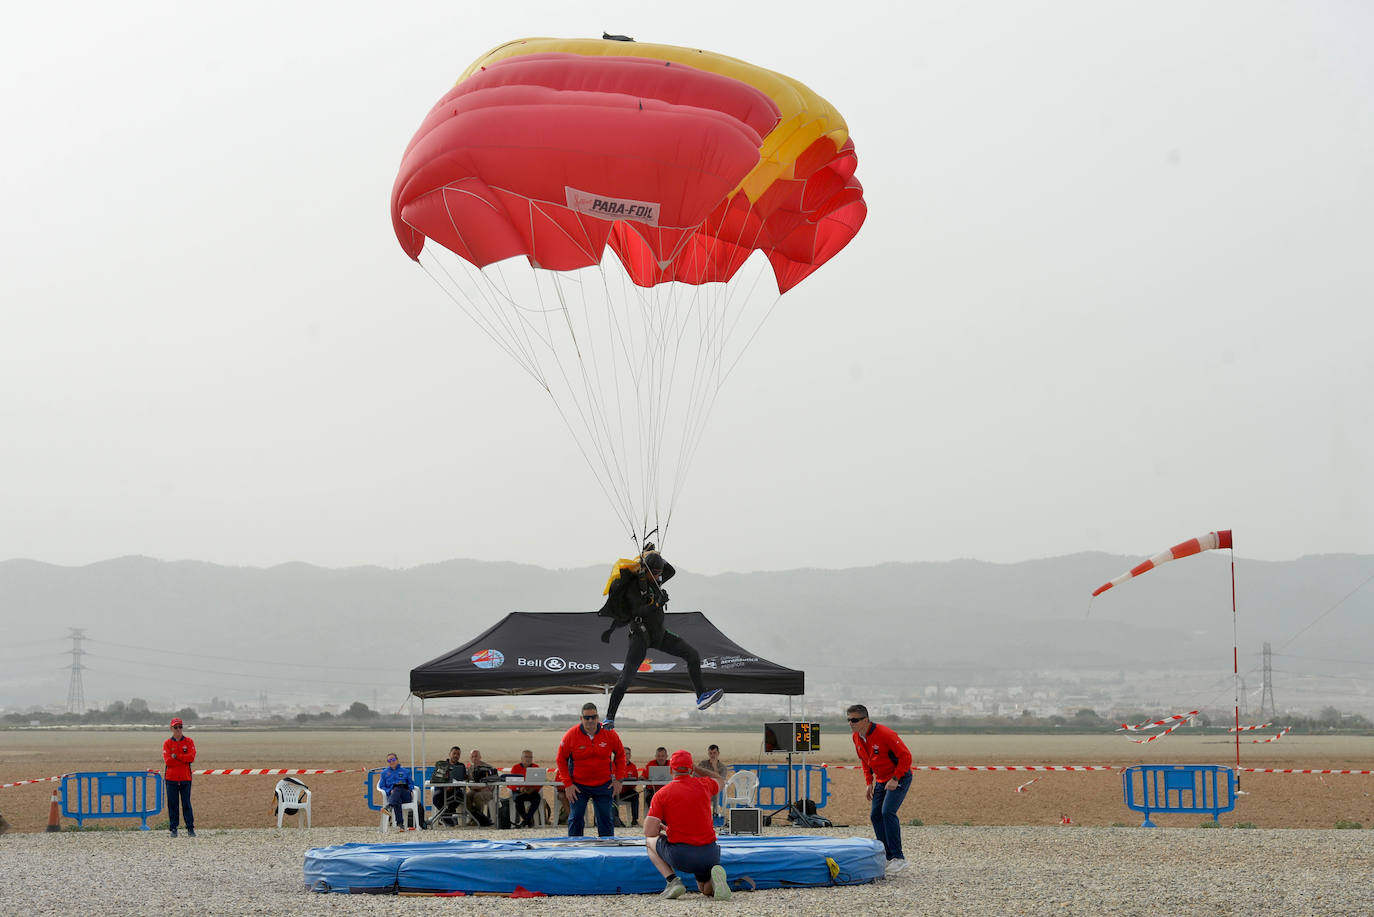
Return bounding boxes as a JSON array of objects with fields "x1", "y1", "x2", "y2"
[{"x1": 391, "y1": 37, "x2": 865, "y2": 293}]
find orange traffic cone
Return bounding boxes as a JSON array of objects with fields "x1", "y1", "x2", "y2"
[{"x1": 45, "y1": 789, "x2": 62, "y2": 832}]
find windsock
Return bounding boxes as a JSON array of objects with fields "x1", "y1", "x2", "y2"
[{"x1": 1093, "y1": 531, "x2": 1232, "y2": 597}]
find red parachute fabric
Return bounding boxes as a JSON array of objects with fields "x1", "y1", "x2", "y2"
[{"x1": 391, "y1": 50, "x2": 864, "y2": 292}]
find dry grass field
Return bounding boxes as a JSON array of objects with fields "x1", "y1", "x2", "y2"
[{"x1": 3, "y1": 728, "x2": 1372, "y2": 833}]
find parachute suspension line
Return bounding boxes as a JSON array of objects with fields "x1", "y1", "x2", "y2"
[
  {"x1": 664, "y1": 259, "x2": 727, "y2": 532},
  {"x1": 667, "y1": 213, "x2": 776, "y2": 517},
  {"x1": 418, "y1": 250, "x2": 547, "y2": 390},
  {"x1": 564, "y1": 265, "x2": 641, "y2": 535},
  {"x1": 540, "y1": 270, "x2": 638, "y2": 540},
  {"x1": 601, "y1": 256, "x2": 653, "y2": 540},
  {"x1": 430, "y1": 187, "x2": 560, "y2": 377}
]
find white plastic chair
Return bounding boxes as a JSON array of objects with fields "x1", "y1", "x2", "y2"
[
  {"x1": 722, "y1": 771, "x2": 759, "y2": 808},
  {"x1": 376, "y1": 779, "x2": 420, "y2": 832},
  {"x1": 274, "y1": 779, "x2": 312, "y2": 828}
]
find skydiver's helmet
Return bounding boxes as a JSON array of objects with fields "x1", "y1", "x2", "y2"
[{"x1": 641, "y1": 549, "x2": 665, "y2": 574}]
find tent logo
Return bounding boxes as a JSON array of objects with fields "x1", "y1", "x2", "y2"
[
  {"x1": 471, "y1": 649, "x2": 505, "y2": 669},
  {"x1": 702, "y1": 655, "x2": 755, "y2": 670},
  {"x1": 517, "y1": 655, "x2": 601, "y2": 671},
  {"x1": 611, "y1": 660, "x2": 677, "y2": 672}
]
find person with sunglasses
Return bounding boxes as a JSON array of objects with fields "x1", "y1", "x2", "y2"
[
  {"x1": 162, "y1": 718, "x2": 196, "y2": 837},
  {"x1": 555, "y1": 702, "x2": 626, "y2": 837},
  {"x1": 379, "y1": 752, "x2": 416, "y2": 829},
  {"x1": 847, "y1": 704, "x2": 913, "y2": 876}
]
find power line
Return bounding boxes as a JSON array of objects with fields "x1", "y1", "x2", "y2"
[
  {"x1": 85, "y1": 637, "x2": 395, "y2": 672},
  {"x1": 1276, "y1": 567, "x2": 1374, "y2": 653},
  {"x1": 89, "y1": 654, "x2": 394, "y2": 690}
]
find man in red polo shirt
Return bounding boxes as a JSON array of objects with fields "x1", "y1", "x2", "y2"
[
  {"x1": 555, "y1": 702, "x2": 626, "y2": 837},
  {"x1": 643, "y1": 749, "x2": 730, "y2": 900},
  {"x1": 848, "y1": 703, "x2": 913, "y2": 876},
  {"x1": 162, "y1": 717, "x2": 197, "y2": 837}
]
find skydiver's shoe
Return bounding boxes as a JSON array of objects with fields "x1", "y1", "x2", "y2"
[
  {"x1": 661, "y1": 876, "x2": 687, "y2": 899},
  {"x1": 186, "y1": 828, "x2": 196, "y2": 837},
  {"x1": 696, "y1": 689, "x2": 724, "y2": 710},
  {"x1": 884, "y1": 857, "x2": 908, "y2": 876},
  {"x1": 710, "y1": 864, "x2": 731, "y2": 900},
  {"x1": 169, "y1": 828, "x2": 177, "y2": 837},
  {"x1": 601, "y1": 718, "x2": 615, "y2": 730}
]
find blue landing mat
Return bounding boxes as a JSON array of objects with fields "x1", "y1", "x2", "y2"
[{"x1": 304, "y1": 834, "x2": 886, "y2": 896}]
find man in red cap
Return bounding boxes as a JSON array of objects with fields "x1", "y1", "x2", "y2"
[
  {"x1": 643, "y1": 749, "x2": 731, "y2": 900},
  {"x1": 162, "y1": 718, "x2": 197, "y2": 837}
]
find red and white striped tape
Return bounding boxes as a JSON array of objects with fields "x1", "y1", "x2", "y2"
[
  {"x1": 192, "y1": 768, "x2": 362, "y2": 776},
  {"x1": 1251, "y1": 726, "x2": 1292, "y2": 744},
  {"x1": 1121, "y1": 711, "x2": 1198, "y2": 732},
  {"x1": 1132, "y1": 720, "x2": 1190, "y2": 744},
  {"x1": 0, "y1": 775, "x2": 67, "y2": 789},
  {"x1": 1229, "y1": 723, "x2": 1272, "y2": 732},
  {"x1": 1240, "y1": 766, "x2": 1371, "y2": 775},
  {"x1": 1014, "y1": 777, "x2": 1040, "y2": 793},
  {"x1": 819, "y1": 764, "x2": 1118, "y2": 772}
]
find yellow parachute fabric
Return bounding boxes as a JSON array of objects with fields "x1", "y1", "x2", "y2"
[
  {"x1": 603, "y1": 557, "x2": 643, "y2": 595},
  {"x1": 460, "y1": 37, "x2": 850, "y2": 204}
]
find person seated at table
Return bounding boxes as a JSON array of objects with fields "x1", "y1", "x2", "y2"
[
  {"x1": 643, "y1": 746, "x2": 670, "y2": 809},
  {"x1": 465, "y1": 748, "x2": 497, "y2": 827},
  {"x1": 616, "y1": 745, "x2": 642, "y2": 827},
  {"x1": 378, "y1": 752, "x2": 415, "y2": 828},
  {"x1": 508, "y1": 749, "x2": 544, "y2": 828},
  {"x1": 701, "y1": 744, "x2": 729, "y2": 819},
  {"x1": 431, "y1": 745, "x2": 468, "y2": 827}
]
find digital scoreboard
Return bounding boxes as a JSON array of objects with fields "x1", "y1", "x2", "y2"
[{"x1": 764, "y1": 721, "x2": 821, "y2": 753}]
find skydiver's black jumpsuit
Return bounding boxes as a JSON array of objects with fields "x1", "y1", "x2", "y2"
[{"x1": 604, "y1": 557, "x2": 705, "y2": 721}]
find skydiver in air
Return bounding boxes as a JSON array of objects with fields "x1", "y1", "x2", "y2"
[{"x1": 597, "y1": 542, "x2": 723, "y2": 729}]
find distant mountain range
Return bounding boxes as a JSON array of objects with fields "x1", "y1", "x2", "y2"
[{"x1": 2, "y1": 552, "x2": 1371, "y2": 710}]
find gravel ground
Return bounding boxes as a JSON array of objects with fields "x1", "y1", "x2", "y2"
[{"x1": 2, "y1": 824, "x2": 1372, "y2": 916}]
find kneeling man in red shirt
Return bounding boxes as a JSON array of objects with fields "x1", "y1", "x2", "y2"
[{"x1": 643, "y1": 749, "x2": 731, "y2": 900}]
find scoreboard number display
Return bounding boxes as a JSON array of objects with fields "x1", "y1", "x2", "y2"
[{"x1": 764, "y1": 721, "x2": 821, "y2": 753}]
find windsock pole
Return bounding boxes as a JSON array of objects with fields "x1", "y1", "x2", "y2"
[{"x1": 1230, "y1": 545, "x2": 1241, "y2": 780}]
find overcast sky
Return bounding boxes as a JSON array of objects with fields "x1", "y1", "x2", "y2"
[{"x1": 2, "y1": 1, "x2": 1371, "y2": 575}]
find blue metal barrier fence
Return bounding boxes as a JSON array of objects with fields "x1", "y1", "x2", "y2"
[
  {"x1": 61, "y1": 772, "x2": 163, "y2": 830},
  {"x1": 1121, "y1": 764, "x2": 1237, "y2": 827}
]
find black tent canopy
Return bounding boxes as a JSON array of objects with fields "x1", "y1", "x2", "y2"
[{"x1": 410, "y1": 611, "x2": 803, "y2": 698}]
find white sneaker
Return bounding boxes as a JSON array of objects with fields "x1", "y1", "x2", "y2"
[
  {"x1": 661, "y1": 876, "x2": 687, "y2": 899},
  {"x1": 710, "y1": 864, "x2": 731, "y2": 900},
  {"x1": 884, "y1": 858, "x2": 908, "y2": 877}
]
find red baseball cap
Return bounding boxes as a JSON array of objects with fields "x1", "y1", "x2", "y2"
[
  {"x1": 669, "y1": 749, "x2": 693, "y2": 773},
  {"x1": 170, "y1": 718, "x2": 184, "y2": 728}
]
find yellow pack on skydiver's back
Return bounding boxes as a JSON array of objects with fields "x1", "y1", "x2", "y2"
[{"x1": 602, "y1": 558, "x2": 642, "y2": 595}]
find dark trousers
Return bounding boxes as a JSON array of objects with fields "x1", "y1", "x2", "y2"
[
  {"x1": 870, "y1": 772, "x2": 912, "y2": 860},
  {"x1": 387, "y1": 784, "x2": 414, "y2": 827},
  {"x1": 166, "y1": 779, "x2": 193, "y2": 830},
  {"x1": 607, "y1": 628, "x2": 704, "y2": 719},
  {"x1": 568, "y1": 780, "x2": 615, "y2": 837},
  {"x1": 513, "y1": 792, "x2": 540, "y2": 826}
]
